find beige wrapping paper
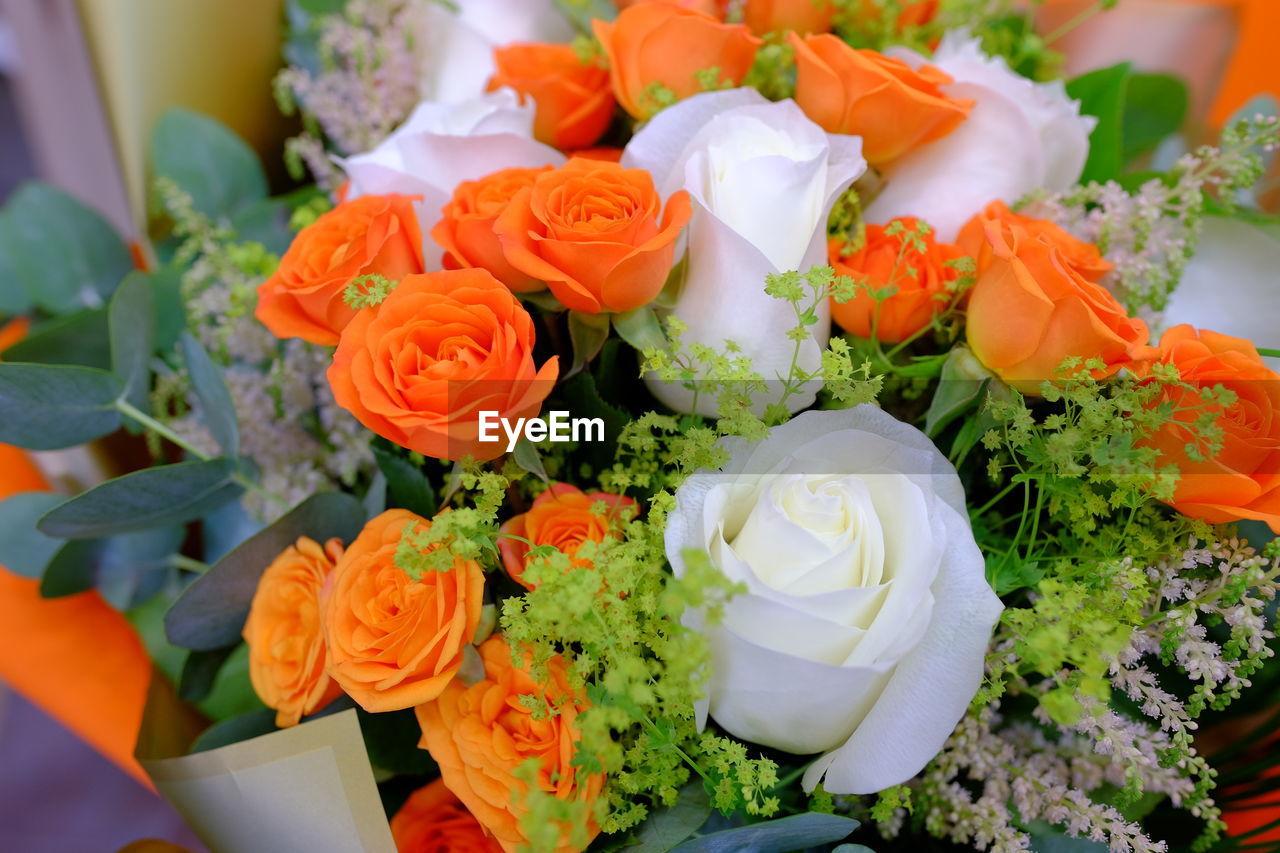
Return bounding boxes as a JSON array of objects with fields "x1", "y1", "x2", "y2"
[{"x1": 140, "y1": 710, "x2": 396, "y2": 853}]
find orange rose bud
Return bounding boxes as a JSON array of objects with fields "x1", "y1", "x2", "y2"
[
  {"x1": 488, "y1": 44, "x2": 615, "y2": 152},
  {"x1": 495, "y1": 158, "x2": 692, "y2": 314},
  {"x1": 1133, "y1": 326, "x2": 1280, "y2": 532},
  {"x1": 957, "y1": 201, "x2": 1111, "y2": 282},
  {"x1": 829, "y1": 218, "x2": 965, "y2": 343},
  {"x1": 789, "y1": 33, "x2": 972, "y2": 166},
  {"x1": 243, "y1": 537, "x2": 345, "y2": 727},
  {"x1": 416, "y1": 636, "x2": 605, "y2": 853},
  {"x1": 593, "y1": 3, "x2": 761, "y2": 120},
  {"x1": 744, "y1": 0, "x2": 835, "y2": 35},
  {"x1": 323, "y1": 509, "x2": 485, "y2": 713},
  {"x1": 256, "y1": 194, "x2": 425, "y2": 345},
  {"x1": 390, "y1": 778, "x2": 503, "y2": 853},
  {"x1": 327, "y1": 269, "x2": 558, "y2": 462},
  {"x1": 965, "y1": 220, "x2": 1151, "y2": 394},
  {"x1": 498, "y1": 483, "x2": 638, "y2": 590},
  {"x1": 432, "y1": 167, "x2": 554, "y2": 293}
]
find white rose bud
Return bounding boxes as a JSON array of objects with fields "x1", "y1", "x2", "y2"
[
  {"x1": 623, "y1": 89, "x2": 867, "y2": 416},
  {"x1": 666, "y1": 405, "x2": 1003, "y2": 794}
]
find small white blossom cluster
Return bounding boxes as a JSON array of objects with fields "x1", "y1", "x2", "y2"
[
  {"x1": 1025, "y1": 115, "x2": 1280, "y2": 316},
  {"x1": 276, "y1": 0, "x2": 426, "y2": 157}
]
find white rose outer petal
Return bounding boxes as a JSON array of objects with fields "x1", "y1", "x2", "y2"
[{"x1": 667, "y1": 406, "x2": 1003, "y2": 794}]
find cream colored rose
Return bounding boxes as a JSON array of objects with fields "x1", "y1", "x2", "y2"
[{"x1": 666, "y1": 405, "x2": 1003, "y2": 794}]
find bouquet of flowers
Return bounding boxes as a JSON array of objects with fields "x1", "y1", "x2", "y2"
[{"x1": 1, "y1": 0, "x2": 1279, "y2": 851}]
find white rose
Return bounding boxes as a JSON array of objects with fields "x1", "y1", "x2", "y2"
[
  {"x1": 864, "y1": 32, "x2": 1096, "y2": 242},
  {"x1": 623, "y1": 89, "x2": 866, "y2": 416},
  {"x1": 1164, "y1": 216, "x2": 1280, "y2": 369},
  {"x1": 416, "y1": 0, "x2": 576, "y2": 103},
  {"x1": 338, "y1": 90, "x2": 565, "y2": 267},
  {"x1": 666, "y1": 405, "x2": 1003, "y2": 794}
]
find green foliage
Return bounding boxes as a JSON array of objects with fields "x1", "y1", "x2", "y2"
[
  {"x1": 0, "y1": 363, "x2": 124, "y2": 449},
  {"x1": 180, "y1": 332, "x2": 240, "y2": 457},
  {"x1": 1068, "y1": 63, "x2": 1133, "y2": 183},
  {"x1": 152, "y1": 109, "x2": 269, "y2": 222},
  {"x1": 342, "y1": 273, "x2": 398, "y2": 309}
]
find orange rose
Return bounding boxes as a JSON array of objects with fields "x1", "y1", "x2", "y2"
[
  {"x1": 243, "y1": 537, "x2": 345, "y2": 727},
  {"x1": 416, "y1": 636, "x2": 605, "y2": 853},
  {"x1": 498, "y1": 483, "x2": 638, "y2": 590},
  {"x1": 593, "y1": 3, "x2": 761, "y2": 120},
  {"x1": 0, "y1": 317, "x2": 29, "y2": 355},
  {"x1": 431, "y1": 167, "x2": 554, "y2": 294},
  {"x1": 256, "y1": 194, "x2": 425, "y2": 345},
  {"x1": 327, "y1": 269, "x2": 558, "y2": 462},
  {"x1": 957, "y1": 201, "x2": 1111, "y2": 282},
  {"x1": 965, "y1": 220, "x2": 1151, "y2": 393},
  {"x1": 568, "y1": 146, "x2": 624, "y2": 162},
  {"x1": 789, "y1": 33, "x2": 972, "y2": 166},
  {"x1": 323, "y1": 509, "x2": 485, "y2": 712},
  {"x1": 613, "y1": 0, "x2": 726, "y2": 19},
  {"x1": 847, "y1": 0, "x2": 939, "y2": 29},
  {"x1": 744, "y1": 0, "x2": 835, "y2": 35},
  {"x1": 488, "y1": 44, "x2": 615, "y2": 151},
  {"x1": 829, "y1": 218, "x2": 965, "y2": 343},
  {"x1": 1132, "y1": 326, "x2": 1280, "y2": 532},
  {"x1": 494, "y1": 158, "x2": 692, "y2": 314},
  {"x1": 390, "y1": 778, "x2": 503, "y2": 853}
]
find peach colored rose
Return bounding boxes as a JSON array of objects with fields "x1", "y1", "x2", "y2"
[
  {"x1": 488, "y1": 43, "x2": 616, "y2": 151},
  {"x1": 965, "y1": 219, "x2": 1151, "y2": 393},
  {"x1": 957, "y1": 200, "x2": 1111, "y2": 282},
  {"x1": 256, "y1": 195, "x2": 425, "y2": 345},
  {"x1": 789, "y1": 33, "x2": 972, "y2": 166},
  {"x1": 1132, "y1": 325, "x2": 1280, "y2": 532},
  {"x1": 390, "y1": 778, "x2": 503, "y2": 853},
  {"x1": 594, "y1": 3, "x2": 761, "y2": 119},
  {"x1": 327, "y1": 270, "x2": 558, "y2": 462},
  {"x1": 495, "y1": 158, "x2": 692, "y2": 313},
  {"x1": 744, "y1": 0, "x2": 835, "y2": 35},
  {"x1": 829, "y1": 218, "x2": 966, "y2": 343},
  {"x1": 323, "y1": 509, "x2": 485, "y2": 712},
  {"x1": 431, "y1": 166, "x2": 554, "y2": 293},
  {"x1": 243, "y1": 537, "x2": 345, "y2": 727},
  {"x1": 498, "y1": 483, "x2": 638, "y2": 590},
  {"x1": 416, "y1": 636, "x2": 604, "y2": 853}
]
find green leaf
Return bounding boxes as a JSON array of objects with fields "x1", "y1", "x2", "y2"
[
  {"x1": 165, "y1": 492, "x2": 367, "y2": 650},
  {"x1": 94, "y1": 526, "x2": 185, "y2": 610},
  {"x1": 925, "y1": 347, "x2": 993, "y2": 437},
  {"x1": 371, "y1": 441, "x2": 437, "y2": 517},
  {"x1": 37, "y1": 459, "x2": 243, "y2": 539},
  {"x1": 357, "y1": 708, "x2": 437, "y2": 775},
  {"x1": 669, "y1": 813, "x2": 860, "y2": 852},
  {"x1": 568, "y1": 310, "x2": 611, "y2": 378},
  {"x1": 0, "y1": 492, "x2": 67, "y2": 578},
  {"x1": 0, "y1": 363, "x2": 123, "y2": 449},
  {"x1": 552, "y1": 0, "x2": 615, "y2": 32},
  {"x1": 1122, "y1": 73, "x2": 1188, "y2": 162},
  {"x1": 1, "y1": 309, "x2": 111, "y2": 368},
  {"x1": 1067, "y1": 63, "x2": 1131, "y2": 184},
  {"x1": 613, "y1": 305, "x2": 669, "y2": 354},
  {"x1": 630, "y1": 783, "x2": 711, "y2": 852},
  {"x1": 833, "y1": 846, "x2": 877, "y2": 853},
  {"x1": 179, "y1": 646, "x2": 238, "y2": 703},
  {"x1": 191, "y1": 707, "x2": 278, "y2": 753},
  {"x1": 0, "y1": 221, "x2": 30, "y2": 315},
  {"x1": 149, "y1": 268, "x2": 186, "y2": 351},
  {"x1": 0, "y1": 182, "x2": 133, "y2": 314},
  {"x1": 558, "y1": 371, "x2": 630, "y2": 471},
  {"x1": 152, "y1": 109, "x2": 268, "y2": 221},
  {"x1": 39, "y1": 539, "x2": 102, "y2": 598},
  {"x1": 111, "y1": 272, "x2": 156, "y2": 415},
  {"x1": 512, "y1": 437, "x2": 550, "y2": 484},
  {"x1": 180, "y1": 332, "x2": 239, "y2": 458},
  {"x1": 196, "y1": 641, "x2": 268, "y2": 722}
]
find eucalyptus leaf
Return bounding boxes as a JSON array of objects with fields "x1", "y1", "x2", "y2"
[
  {"x1": 149, "y1": 268, "x2": 186, "y2": 351},
  {"x1": 95, "y1": 527, "x2": 185, "y2": 610},
  {"x1": 0, "y1": 182, "x2": 133, "y2": 313},
  {"x1": 152, "y1": 109, "x2": 268, "y2": 221},
  {"x1": 358, "y1": 708, "x2": 438, "y2": 775},
  {"x1": 37, "y1": 459, "x2": 243, "y2": 539},
  {"x1": 669, "y1": 813, "x2": 860, "y2": 852},
  {"x1": 180, "y1": 331, "x2": 240, "y2": 458},
  {"x1": 0, "y1": 492, "x2": 67, "y2": 578},
  {"x1": 0, "y1": 363, "x2": 122, "y2": 449},
  {"x1": 630, "y1": 783, "x2": 712, "y2": 853},
  {"x1": 372, "y1": 441, "x2": 437, "y2": 517},
  {"x1": 111, "y1": 272, "x2": 156, "y2": 415},
  {"x1": 179, "y1": 646, "x2": 238, "y2": 703},
  {"x1": 165, "y1": 492, "x2": 367, "y2": 650},
  {"x1": 39, "y1": 539, "x2": 103, "y2": 598},
  {"x1": 833, "y1": 846, "x2": 876, "y2": 853},
  {"x1": 191, "y1": 707, "x2": 278, "y2": 753},
  {"x1": 1, "y1": 309, "x2": 111, "y2": 368},
  {"x1": 0, "y1": 220, "x2": 30, "y2": 315}
]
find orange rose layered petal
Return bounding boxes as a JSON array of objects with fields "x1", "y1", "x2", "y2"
[
  {"x1": 391, "y1": 777, "x2": 503, "y2": 852},
  {"x1": 327, "y1": 269, "x2": 558, "y2": 462},
  {"x1": 498, "y1": 483, "x2": 638, "y2": 590},
  {"x1": 488, "y1": 44, "x2": 616, "y2": 152},
  {"x1": 323, "y1": 509, "x2": 485, "y2": 712},
  {"x1": 256, "y1": 194, "x2": 425, "y2": 345},
  {"x1": 789, "y1": 33, "x2": 972, "y2": 166},
  {"x1": 957, "y1": 200, "x2": 1112, "y2": 282}
]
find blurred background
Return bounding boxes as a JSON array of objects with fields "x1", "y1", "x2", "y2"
[{"x1": 0, "y1": 0, "x2": 1276, "y2": 851}]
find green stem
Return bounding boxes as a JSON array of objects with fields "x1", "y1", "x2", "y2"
[
  {"x1": 1040, "y1": 0, "x2": 1109, "y2": 46},
  {"x1": 115, "y1": 399, "x2": 287, "y2": 507},
  {"x1": 170, "y1": 554, "x2": 210, "y2": 574},
  {"x1": 1258, "y1": 348, "x2": 1280, "y2": 359}
]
